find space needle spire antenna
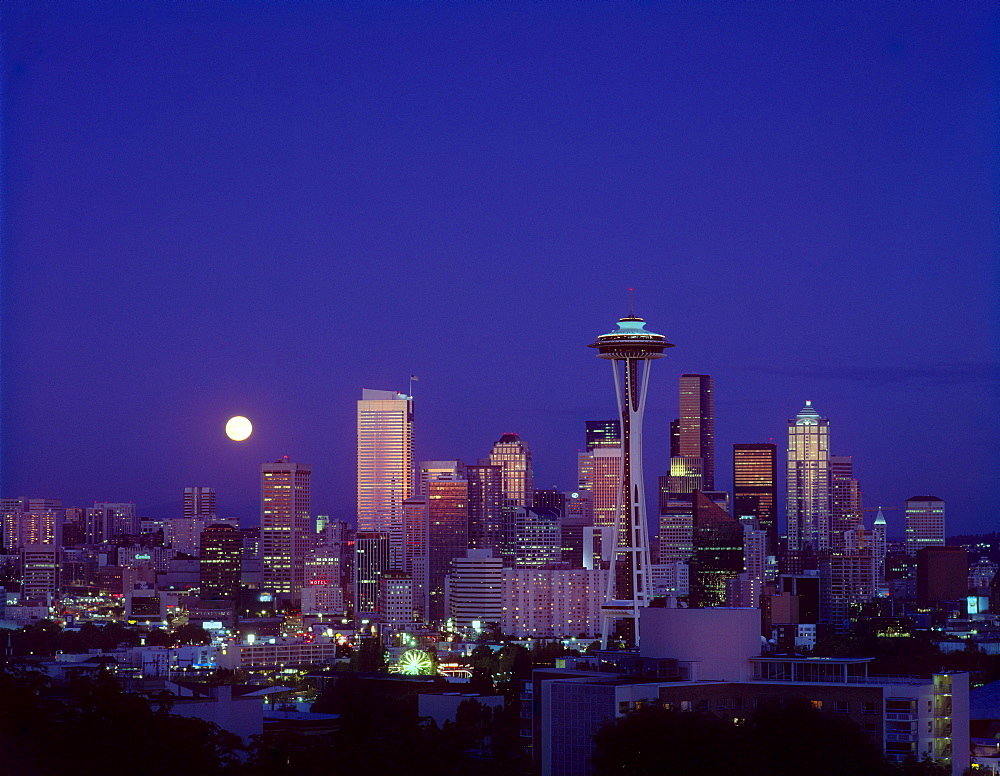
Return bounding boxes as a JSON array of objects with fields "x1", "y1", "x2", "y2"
[{"x1": 589, "y1": 301, "x2": 673, "y2": 650}]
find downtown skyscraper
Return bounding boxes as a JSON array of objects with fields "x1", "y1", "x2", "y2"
[
  {"x1": 733, "y1": 443, "x2": 778, "y2": 552},
  {"x1": 578, "y1": 420, "x2": 622, "y2": 530},
  {"x1": 677, "y1": 374, "x2": 715, "y2": 490},
  {"x1": 489, "y1": 433, "x2": 534, "y2": 507},
  {"x1": 830, "y1": 455, "x2": 862, "y2": 548},
  {"x1": 786, "y1": 401, "x2": 831, "y2": 553},
  {"x1": 183, "y1": 487, "x2": 217, "y2": 520},
  {"x1": 261, "y1": 456, "x2": 312, "y2": 604},
  {"x1": 905, "y1": 496, "x2": 946, "y2": 556},
  {"x1": 357, "y1": 389, "x2": 415, "y2": 569}
]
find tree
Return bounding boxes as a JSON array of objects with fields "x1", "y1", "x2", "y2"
[
  {"x1": 530, "y1": 639, "x2": 579, "y2": 666},
  {"x1": 593, "y1": 706, "x2": 738, "y2": 775},
  {"x1": 173, "y1": 623, "x2": 212, "y2": 646},
  {"x1": 0, "y1": 666, "x2": 244, "y2": 776},
  {"x1": 500, "y1": 643, "x2": 532, "y2": 682},
  {"x1": 593, "y1": 699, "x2": 890, "y2": 776},
  {"x1": 145, "y1": 628, "x2": 173, "y2": 647},
  {"x1": 353, "y1": 635, "x2": 387, "y2": 673},
  {"x1": 741, "y1": 699, "x2": 885, "y2": 776}
]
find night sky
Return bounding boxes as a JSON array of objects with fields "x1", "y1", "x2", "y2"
[{"x1": 3, "y1": 2, "x2": 997, "y2": 537}]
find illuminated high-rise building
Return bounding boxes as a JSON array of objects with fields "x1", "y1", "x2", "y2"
[
  {"x1": 786, "y1": 401, "x2": 832, "y2": 553},
  {"x1": 200, "y1": 523, "x2": 242, "y2": 602},
  {"x1": 357, "y1": 389, "x2": 415, "y2": 569},
  {"x1": 657, "y1": 484, "x2": 729, "y2": 567},
  {"x1": 261, "y1": 456, "x2": 312, "y2": 604},
  {"x1": 873, "y1": 507, "x2": 888, "y2": 588},
  {"x1": 585, "y1": 420, "x2": 621, "y2": 450},
  {"x1": 514, "y1": 507, "x2": 562, "y2": 568},
  {"x1": 2, "y1": 499, "x2": 64, "y2": 552},
  {"x1": 446, "y1": 549, "x2": 504, "y2": 633},
  {"x1": 402, "y1": 495, "x2": 430, "y2": 620},
  {"x1": 905, "y1": 496, "x2": 946, "y2": 556},
  {"x1": 354, "y1": 531, "x2": 390, "y2": 614},
  {"x1": 532, "y1": 488, "x2": 566, "y2": 514},
  {"x1": 830, "y1": 455, "x2": 862, "y2": 547},
  {"x1": 822, "y1": 530, "x2": 877, "y2": 632},
  {"x1": 21, "y1": 545, "x2": 61, "y2": 602},
  {"x1": 379, "y1": 570, "x2": 414, "y2": 632},
  {"x1": 3, "y1": 507, "x2": 63, "y2": 551},
  {"x1": 666, "y1": 456, "x2": 704, "y2": 495},
  {"x1": 427, "y1": 474, "x2": 469, "y2": 622},
  {"x1": 87, "y1": 502, "x2": 138, "y2": 542},
  {"x1": 578, "y1": 447, "x2": 623, "y2": 529},
  {"x1": 418, "y1": 460, "x2": 465, "y2": 496},
  {"x1": 489, "y1": 433, "x2": 534, "y2": 507},
  {"x1": 589, "y1": 310, "x2": 672, "y2": 648},
  {"x1": 183, "y1": 487, "x2": 217, "y2": 520},
  {"x1": 678, "y1": 374, "x2": 715, "y2": 490},
  {"x1": 733, "y1": 443, "x2": 778, "y2": 553},
  {"x1": 467, "y1": 463, "x2": 503, "y2": 552},
  {"x1": 689, "y1": 491, "x2": 743, "y2": 608}
]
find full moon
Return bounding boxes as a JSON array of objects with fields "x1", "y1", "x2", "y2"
[{"x1": 225, "y1": 416, "x2": 253, "y2": 441}]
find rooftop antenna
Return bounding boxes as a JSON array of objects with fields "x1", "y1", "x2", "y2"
[{"x1": 628, "y1": 287, "x2": 634, "y2": 317}]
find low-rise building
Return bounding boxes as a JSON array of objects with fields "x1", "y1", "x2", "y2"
[
  {"x1": 218, "y1": 636, "x2": 339, "y2": 670},
  {"x1": 529, "y1": 608, "x2": 970, "y2": 776}
]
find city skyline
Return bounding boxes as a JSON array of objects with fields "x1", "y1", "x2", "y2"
[{"x1": 3, "y1": 3, "x2": 997, "y2": 535}]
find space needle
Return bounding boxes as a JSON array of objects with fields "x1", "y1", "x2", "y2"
[{"x1": 589, "y1": 302, "x2": 673, "y2": 649}]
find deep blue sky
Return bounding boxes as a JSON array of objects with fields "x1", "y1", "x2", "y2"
[{"x1": 3, "y1": 2, "x2": 997, "y2": 537}]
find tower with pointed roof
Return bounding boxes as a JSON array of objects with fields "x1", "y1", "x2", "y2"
[
  {"x1": 873, "y1": 507, "x2": 888, "y2": 588},
  {"x1": 589, "y1": 310, "x2": 673, "y2": 649},
  {"x1": 786, "y1": 400, "x2": 832, "y2": 553}
]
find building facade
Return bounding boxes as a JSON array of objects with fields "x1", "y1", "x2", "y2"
[
  {"x1": 905, "y1": 496, "x2": 946, "y2": 556},
  {"x1": 786, "y1": 401, "x2": 832, "y2": 553},
  {"x1": 578, "y1": 447, "x2": 622, "y2": 529},
  {"x1": 502, "y1": 567, "x2": 608, "y2": 639},
  {"x1": 427, "y1": 476, "x2": 469, "y2": 622},
  {"x1": 490, "y1": 433, "x2": 534, "y2": 507},
  {"x1": 466, "y1": 463, "x2": 504, "y2": 552},
  {"x1": 830, "y1": 455, "x2": 862, "y2": 548},
  {"x1": 677, "y1": 374, "x2": 715, "y2": 490},
  {"x1": 357, "y1": 389, "x2": 415, "y2": 569},
  {"x1": 354, "y1": 531, "x2": 390, "y2": 614},
  {"x1": 445, "y1": 549, "x2": 504, "y2": 632},
  {"x1": 733, "y1": 443, "x2": 778, "y2": 553},
  {"x1": 183, "y1": 487, "x2": 217, "y2": 520},
  {"x1": 689, "y1": 491, "x2": 744, "y2": 608},
  {"x1": 260, "y1": 457, "x2": 312, "y2": 604},
  {"x1": 200, "y1": 524, "x2": 243, "y2": 602}
]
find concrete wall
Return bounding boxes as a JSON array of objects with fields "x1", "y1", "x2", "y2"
[
  {"x1": 640, "y1": 607, "x2": 760, "y2": 681},
  {"x1": 169, "y1": 685, "x2": 263, "y2": 741}
]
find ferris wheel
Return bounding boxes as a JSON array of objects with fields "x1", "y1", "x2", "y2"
[{"x1": 397, "y1": 649, "x2": 435, "y2": 675}]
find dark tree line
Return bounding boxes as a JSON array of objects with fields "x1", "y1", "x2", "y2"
[
  {"x1": 592, "y1": 700, "x2": 950, "y2": 776},
  {"x1": 0, "y1": 664, "x2": 243, "y2": 776},
  {"x1": 305, "y1": 672, "x2": 530, "y2": 774},
  {"x1": 813, "y1": 629, "x2": 1000, "y2": 685},
  {"x1": 7, "y1": 619, "x2": 211, "y2": 657},
  {"x1": 0, "y1": 661, "x2": 531, "y2": 776}
]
